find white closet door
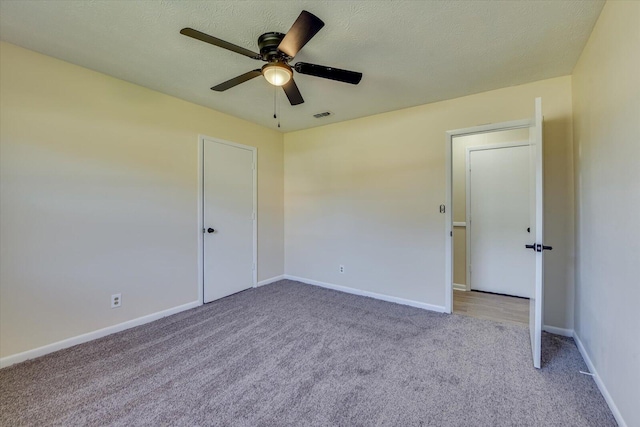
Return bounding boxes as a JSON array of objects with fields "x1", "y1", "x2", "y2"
[
  {"x1": 203, "y1": 138, "x2": 255, "y2": 303},
  {"x1": 468, "y1": 144, "x2": 534, "y2": 298}
]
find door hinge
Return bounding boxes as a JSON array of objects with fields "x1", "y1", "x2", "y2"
[
  {"x1": 252, "y1": 212, "x2": 256, "y2": 220},
  {"x1": 252, "y1": 263, "x2": 256, "y2": 271},
  {"x1": 252, "y1": 163, "x2": 256, "y2": 170}
]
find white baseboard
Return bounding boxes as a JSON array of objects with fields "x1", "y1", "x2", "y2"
[
  {"x1": 573, "y1": 332, "x2": 627, "y2": 427},
  {"x1": 542, "y1": 325, "x2": 574, "y2": 337},
  {"x1": 0, "y1": 300, "x2": 201, "y2": 369},
  {"x1": 284, "y1": 275, "x2": 446, "y2": 313},
  {"x1": 257, "y1": 275, "x2": 285, "y2": 287},
  {"x1": 453, "y1": 283, "x2": 468, "y2": 291}
]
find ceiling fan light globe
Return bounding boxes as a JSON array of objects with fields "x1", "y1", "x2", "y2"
[{"x1": 262, "y1": 64, "x2": 292, "y2": 86}]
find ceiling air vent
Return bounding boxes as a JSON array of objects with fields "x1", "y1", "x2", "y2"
[{"x1": 313, "y1": 111, "x2": 333, "y2": 119}]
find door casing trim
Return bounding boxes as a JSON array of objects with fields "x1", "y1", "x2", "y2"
[{"x1": 444, "y1": 119, "x2": 532, "y2": 314}]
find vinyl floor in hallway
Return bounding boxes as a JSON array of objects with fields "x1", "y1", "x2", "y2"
[{"x1": 454, "y1": 289, "x2": 529, "y2": 325}]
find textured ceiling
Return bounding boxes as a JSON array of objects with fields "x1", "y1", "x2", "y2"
[{"x1": 0, "y1": 0, "x2": 604, "y2": 132}]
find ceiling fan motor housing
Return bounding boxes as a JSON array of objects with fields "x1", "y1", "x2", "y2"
[{"x1": 258, "y1": 32, "x2": 287, "y2": 61}]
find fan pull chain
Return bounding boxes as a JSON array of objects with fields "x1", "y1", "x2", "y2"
[
  {"x1": 273, "y1": 85, "x2": 280, "y2": 128},
  {"x1": 273, "y1": 85, "x2": 277, "y2": 120}
]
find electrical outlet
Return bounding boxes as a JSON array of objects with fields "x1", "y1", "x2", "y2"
[
  {"x1": 339, "y1": 265, "x2": 345, "y2": 274},
  {"x1": 111, "y1": 293, "x2": 122, "y2": 308}
]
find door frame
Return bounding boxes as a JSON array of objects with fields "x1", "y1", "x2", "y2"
[
  {"x1": 197, "y1": 134, "x2": 258, "y2": 305},
  {"x1": 465, "y1": 141, "x2": 530, "y2": 293},
  {"x1": 444, "y1": 119, "x2": 532, "y2": 314}
]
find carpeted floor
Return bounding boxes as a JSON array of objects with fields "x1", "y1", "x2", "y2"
[{"x1": 0, "y1": 280, "x2": 615, "y2": 426}]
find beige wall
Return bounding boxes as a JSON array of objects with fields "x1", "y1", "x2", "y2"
[
  {"x1": 452, "y1": 129, "x2": 529, "y2": 286},
  {"x1": 0, "y1": 42, "x2": 284, "y2": 358},
  {"x1": 572, "y1": 1, "x2": 640, "y2": 425},
  {"x1": 453, "y1": 229, "x2": 467, "y2": 285},
  {"x1": 285, "y1": 76, "x2": 574, "y2": 328},
  {"x1": 0, "y1": 37, "x2": 589, "y2": 361}
]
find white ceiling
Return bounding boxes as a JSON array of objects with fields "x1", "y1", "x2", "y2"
[{"x1": 0, "y1": 0, "x2": 604, "y2": 132}]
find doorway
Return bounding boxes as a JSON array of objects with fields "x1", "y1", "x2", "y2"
[
  {"x1": 200, "y1": 136, "x2": 257, "y2": 303},
  {"x1": 444, "y1": 98, "x2": 551, "y2": 368},
  {"x1": 452, "y1": 133, "x2": 533, "y2": 325}
]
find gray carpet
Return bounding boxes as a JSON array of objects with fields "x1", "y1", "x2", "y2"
[{"x1": 1, "y1": 280, "x2": 615, "y2": 426}]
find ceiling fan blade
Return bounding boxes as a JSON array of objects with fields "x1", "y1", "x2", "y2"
[
  {"x1": 211, "y1": 69, "x2": 262, "y2": 91},
  {"x1": 282, "y1": 79, "x2": 304, "y2": 105},
  {"x1": 180, "y1": 28, "x2": 261, "y2": 60},
  {"x1": 277, "y1": 11, "x2": 325, "y2": 58},
  {"x1": 294, "y1": 62, "x2": 362, "y2": 85}
]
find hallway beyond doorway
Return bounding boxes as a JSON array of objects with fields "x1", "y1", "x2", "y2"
[{"x1": 454, "y1": 290, "x2": 528, "y2": 325}]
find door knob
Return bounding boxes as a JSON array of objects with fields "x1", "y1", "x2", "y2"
[
  {"x1": 525, "y1": 243, "x2": 553, "y2": 252},
  {"x1": 207, "y1": 228, "x2": 215, "y2": 233}
]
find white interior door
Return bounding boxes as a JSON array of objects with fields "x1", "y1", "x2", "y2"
[
  {"x1": 529, "y1": 97, "x2": 546, "y2": 368},
  {"x1": 468, "y1": 143, "x2": 534, "y2": 298},
  {"x1": 203, "y1": 138, "x2": 256, "y2": 303}
]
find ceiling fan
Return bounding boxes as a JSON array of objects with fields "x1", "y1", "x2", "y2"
[{"x1": 180, "y1": 10, "x2": 362, "y2": 106}]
